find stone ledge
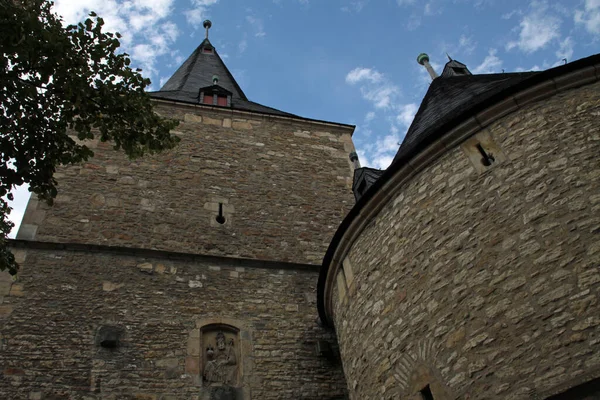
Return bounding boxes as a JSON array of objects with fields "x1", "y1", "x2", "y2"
[{"x1": 7, "y1": 239, "x2": 320, "y2": 273}]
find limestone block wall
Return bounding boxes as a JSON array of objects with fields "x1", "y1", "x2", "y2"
[
  {"x1": 331, "y1": 82, "x2": 600, "y2": 399},
  {"x1": 18, "y1": 103, "x2": 356, "y2": 265},
  {"x1": 0, "y1": 247, "x2": 347, "y2": 400}
]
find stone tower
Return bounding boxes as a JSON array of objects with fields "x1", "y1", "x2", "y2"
[
  {"x1": 320, "y1": 54, "x2": 600, "y2": 399},
  {"x1": 2, "y1": 23, "x2": 355, "y2": 399}
]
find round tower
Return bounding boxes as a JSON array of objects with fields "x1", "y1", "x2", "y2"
[{"x1": 319, "y1": 54, "x2": 600, "y2": 399}]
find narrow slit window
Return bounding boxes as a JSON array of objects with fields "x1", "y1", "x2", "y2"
[
  {"x1": 216, "y1": 203, "x2": 226, "y2": 224},
  {"x1": 475, "y1": 143, "x2": 495, "y2": 167}
]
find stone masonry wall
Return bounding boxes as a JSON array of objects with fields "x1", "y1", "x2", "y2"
[
  {"x1": 18, "y1": 103, "x2": 356, "y2": 265},
  {"x1": 0, "y1": 247, "x2": 347, "y2": 399},
  {"x1": 332, "y1": 82, "x2": 600, "y2": 399}
]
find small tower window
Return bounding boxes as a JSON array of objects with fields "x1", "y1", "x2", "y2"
[
  {"x1": 203, "y1": 47, "x2": 213, "y2": 54},
  {"x1": 200, "y1": 93, "x2": 229, "y2": 106},
  {"x1": 217, "y1": 96, "x2": 228, "y2": 106}
]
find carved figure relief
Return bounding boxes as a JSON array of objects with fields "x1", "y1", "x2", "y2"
[{"x1": 203, "y1": 330, "x2": 239, "y2": 386}]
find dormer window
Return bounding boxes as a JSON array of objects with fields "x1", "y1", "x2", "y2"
[
  {"x1": 203, "y1": 47, "x2": 213, "y2": 54},
  {"x1": 198, "y1": 85, "x2": 232, "y2": 108},
  {"x1": 452, "y1": 67, "x2": 468, "y2": 75}
]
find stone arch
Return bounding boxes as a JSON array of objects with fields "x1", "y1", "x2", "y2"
[{"x1": 393, "y1": 339, "x2": 453, "y2": 399}]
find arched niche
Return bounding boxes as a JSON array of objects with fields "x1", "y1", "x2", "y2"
[
  {"x1": 201, "y1": 323, "x2": 241, "y2": 387},
  {"x1": 187, "y1": 318, "x2": 252, "y2": 400}
]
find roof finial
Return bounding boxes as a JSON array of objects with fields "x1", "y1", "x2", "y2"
[
  {"x1": 446, "y1": 52, "x2": 453, "y2": 61},
  {"x1": 203, "y1": 20, "x2": 212, "y2": 40},
  {"x1": 417, "y1": 53, "x2": 438, "y2": 81}
]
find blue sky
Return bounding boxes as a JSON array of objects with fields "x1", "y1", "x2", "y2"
[{"x1": 7, "y1": 0, "x2": 600, "y2": 235}]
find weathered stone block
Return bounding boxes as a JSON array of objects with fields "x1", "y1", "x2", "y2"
[
  {"x1": 185, "y1": 356, "x2": 200, "y2": 375},
  {"x1": 0, "y1": 305, "x2": 13, "y2": 318},
  {"x1": 102, "y1": 281, "x2": 124, "y2": 292},
  {"x1": 184, "y1": 113, "x2": 202, "y2": 123},
  {"x1": 9, "y1": 284, "x2": 23, "y2": 297},
  {"x1": 137, "y1": 263, "x2": 153, "y2": 274},
  {"x1": 203, "y1": 116, "x2": 222, "y2": 126},
  {"x1": 232, "y1": 120, "x2": 252, "y2": 130}
]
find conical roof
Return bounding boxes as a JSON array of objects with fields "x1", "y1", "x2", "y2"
[
  {"x1": 392, "y1": 70, "x2": 537, "y2": 165},
  {"x1": 150, "y1": 38, "x2": 296, "y2": 117}
]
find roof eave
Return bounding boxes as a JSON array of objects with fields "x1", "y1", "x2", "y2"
[{"x1": 149, "y1": 95, "x2": 357, "y2": 131}]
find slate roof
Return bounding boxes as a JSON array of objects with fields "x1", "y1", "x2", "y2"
[
  {"x1": 440, "y1": 59, "x2": 472, "y2": 77},
  {"x1": 392, "y1": 71, "x2": 538, "y2": 165},
  {"x1": 352, "y1": 167, "x2": 385, "y2": 202},
  {"x1": 149, "y1": 39, "x2": 297, "y2": 118}
]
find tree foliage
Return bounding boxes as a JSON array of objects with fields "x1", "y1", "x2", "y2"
[{"x1": 0, "y1": 0, "x2": 179, "y2": 274}]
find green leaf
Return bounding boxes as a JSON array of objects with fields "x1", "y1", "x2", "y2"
[{"x1": 0, "y1": 0, "x2": 179, "y2": 274}]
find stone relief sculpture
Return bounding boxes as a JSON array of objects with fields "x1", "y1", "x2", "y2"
[{"x1": 203, "y1": 331, "x2": 238, "y2": 385}]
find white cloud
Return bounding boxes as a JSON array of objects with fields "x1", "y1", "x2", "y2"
[
  {"x1": 397, "y1": 103, "x2": 418, "y2": 128},
  {"x1": 515, "y1": 65, "x2": 543, "y2": 72},
  {"x1": 424, "y1": 2, "x2": 433, "y2": 15},
  {"x1": 373, "y1": 155, "x2": 394, "y2": 169},
  {"x1": 246, "y1": 15, "x2": 266, "y2": 37},
  {"x1": 473, "y1": 48, "x2": 503, "y2": 74},
  {"x1": 396, "y1": 0, "x2": 416, "y2": 5},
  {"x1": 458, "y1": 34, "x2": 477, "y2": 55},
  {"x1": 52, "y1": 0, "x2": 184, "y2": 82},
  {"x1": 555, "y1": 36, "x2": 574, "y2": 63},
  {"x1": 346, "y1": 68, "x2": 400, "y2": 109},
  {"x1": 361, "y1": 86, "x2": 400, "y2": 109},
  {"x1": 356, "y1": 149, "x2": 370, "y2": 168},
  {"x1": 575, "y1": 0, "x2": 600, "y2": 35},
  {"x1": 159, "y1": 76, "x2": 170, "y2": 88},
  {"x1": 185, "y1": 0, "x2": 219, "y2": 25},
  {"x1": 346, "y1": 67, "x2": 400, "y2": 109},
  {"x1": 406, "y1": 13, "x2": 421, "y2": 30},
  {"x1": 365, "y1": 111, "x2": 376, "y2": 122},
  {"x1": 371, "y1": 133, "x2": 401, "y2": 169},
  {"x1": 346, "y1": 68, "x2": 383, "y2": 84},
  {"x1": 341, "y1": 0, "x2": 369, "y2": 12},
  {"x1": 506, "y1": 1, "x2": 561, "y2": 53},
  {"x1": 238, "y1": 38, "x2": 248, "y2": 53},
  {"x1": 502, "y1": 9, "x2": 522, "y2": 19},
  {"x1": 6, "y1": 185, "x2": 31, "y2": 239},
  {"x1": 358, "y1": 132, "x2": 401, "y2": 169}
]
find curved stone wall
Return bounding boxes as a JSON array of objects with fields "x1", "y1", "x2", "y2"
[{"x1": 331, "y1": 81, "x2": 600, "y2": 399}]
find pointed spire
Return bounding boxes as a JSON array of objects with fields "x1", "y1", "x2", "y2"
[
  {"x1": 203, "y1": 20, "x2": 212, "y2": 40},
  {"x1": 446, "y1": 53, "x2": 453, "y2": 61},
  {"x1": 150, "y1": 21, "x2": 296, "y2": 118}
]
